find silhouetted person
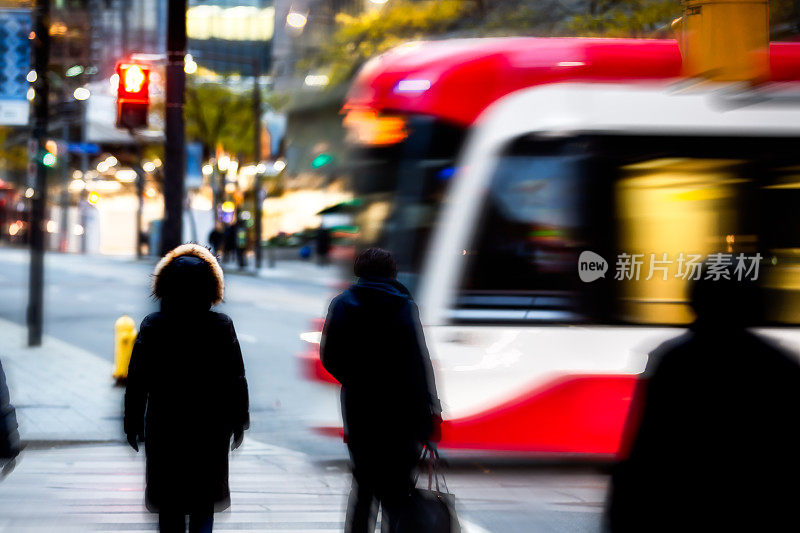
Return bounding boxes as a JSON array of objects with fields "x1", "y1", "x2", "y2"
[
  {"x1": 207, "y1": 224, "x2": 224, "y2": 256},
  {"x1": 605, "y1": 259, "x2": 800, "y2": 532},
  {"x1": 235, "y1": 222, "x2": 248, "y2": 269},
  {"x1": 321, "y1": 247, "x2": 441, "y2": 533},
  {"x1": 223, "y1": 224, "x2": 236, "y2": 264},
  {"x1": 139, "y1": 229, "x2": 151, "y2": 256},
  {"x1": 125, "y1": 244, "x2": 250, "y2": 533},
  {"x1": 315, "y1": 226, "x2": 331, "y2": 266},
  {"x1": 0, "y1": 358, "x2": 19, "y2": 467}
]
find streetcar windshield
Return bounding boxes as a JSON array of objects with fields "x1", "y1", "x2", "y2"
[{"x1": 461, "y1": 142, "x2": 587, "y2": 294}]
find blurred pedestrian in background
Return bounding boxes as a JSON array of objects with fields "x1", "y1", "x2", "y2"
[
  {"x1": 315, "y1": 226, "x2": 331, "y2": 266},
  {"x1": 0, "y1": 357, "x2": 19, "y2": 474},
  {"x1": 124, "y1": 244, "x2": 250, "y2": 533},
  {"x1": 207, "y1": 224, "x2": 224, "y2": 256},
  {"x1": 235, "y1": 222, "x2": 248, "y2": 269},
  {"x1": 605, "y1": 258, "x2": 800, "y2": 532},
  {"x1": 223, "y1": 224, "x2": 237, "y2": 264},
  {"x1": 321, "y1": 247, "x2": 441, "y2": 533},
  {"x1": 139, "y1": 229, "x2": 151, "y2": 257}
]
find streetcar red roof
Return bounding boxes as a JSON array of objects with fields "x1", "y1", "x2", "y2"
[{"x1": 345, "y1": 38, "x2": 800, "y2": 126}]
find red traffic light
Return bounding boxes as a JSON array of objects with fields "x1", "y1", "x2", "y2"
[
  {"x1": 116, "y1": 62, "x2": 150, "y2": 104},
  {"x1": 116, "y1": 62, "x2": 150, "y2": 130}
]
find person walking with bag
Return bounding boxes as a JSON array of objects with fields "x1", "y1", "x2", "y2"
[
  {"x1": 320, "y1": 248, "x2": 441, "y2": 533},
  {"x1": 125, "y1": 244, "x2": 250, "y2": 533}
]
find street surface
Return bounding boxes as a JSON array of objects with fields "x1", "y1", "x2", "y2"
[{"x1": 0, "y1": 247, "x2": 608, "y2": 532}]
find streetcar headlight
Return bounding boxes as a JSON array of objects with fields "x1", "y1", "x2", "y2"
[
  {"x1": 300, "y1": 331, "x2": 322, "y2": 344},
  {"x1": 343, "y1": 108, "x2": 408, "y2": 146}
]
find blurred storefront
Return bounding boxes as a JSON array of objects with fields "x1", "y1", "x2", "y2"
[{"x1": 262, "y1": 185, "x2": 351, "y2": 239}]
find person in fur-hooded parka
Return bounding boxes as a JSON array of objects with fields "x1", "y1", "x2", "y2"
[{"x1": 124, "y1": 244, "x2": 249, "y2": 532}]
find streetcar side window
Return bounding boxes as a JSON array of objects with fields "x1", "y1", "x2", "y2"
[
  {"x1": 607, "y1": 138, "x2": 800, "y2": 326},
  {"x1": 450, "y1": 134, "x2": 800, "y2": 325},
  {"x1": 614, "y1": 158, "x2": 749, "y2": 325},
  {"x1": 760, "y1": 165, "x2": 800, "y2": 324}
]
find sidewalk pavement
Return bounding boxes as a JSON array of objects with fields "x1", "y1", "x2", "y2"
[
  {"x1": 0, "y1": 316, "x2": 357, "y2": 532},
  {"x1": 0, "y1": 437, "x2": 606, "y2": 533},
  {"x1": 0, "y1": 318, "x2": 123, "y2": 443},
  {"x1": 0, "y1": 439, "x2": 353, "y2": 532},
  {"x1": 0, "y1": 317, "x2": 604, "y2": 532}
]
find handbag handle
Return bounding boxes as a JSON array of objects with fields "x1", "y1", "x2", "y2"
[{"x1": 420, "y1": 444, "x2": 450, "y2": 494}]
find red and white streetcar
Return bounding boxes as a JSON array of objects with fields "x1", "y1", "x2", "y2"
[{"x1": 300, "y1": 36, "x2": 800, "y2": 457}]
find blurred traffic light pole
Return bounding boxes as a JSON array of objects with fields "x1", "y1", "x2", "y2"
[
  {"x1": 114, "y1": 64, "x2": 151, "y2": 260},
  {"x1": 58, "y1": 124, "x2": 70, "y2": 253},
  {"x1": 160, "y1": 0, "x2": 187, "y2": 255},
  {"x1": 132, "y1": 149, "x2": 146, "y2": 260},
  {"x1": 27, "y1": 0, "x2": 51, "y2": 347}
]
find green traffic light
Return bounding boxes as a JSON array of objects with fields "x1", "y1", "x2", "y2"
[
  {"x1": 42, "y1": 153, "x2": 56, "y2": 167},
  {"x1": 311, "y1": 153, "x2": 334, "y2": 169}
]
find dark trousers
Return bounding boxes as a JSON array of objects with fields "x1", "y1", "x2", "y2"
[
  {"x1": 158, "y1": 510, "x2": 214, "y2": 533},
  {"x1": 345, "y1": 438, "x2": 420, "y2": 533}
]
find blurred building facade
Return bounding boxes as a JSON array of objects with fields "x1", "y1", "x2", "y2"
[
  {"x1": 187, "y1": 0, "x2": 274, "y2": 77},
  {"x1": 271, "y1": 0, "x2": 361, "y2": 92},
  {"x1": 88, "y1": 0, "x2": 167, "y2": 79}
]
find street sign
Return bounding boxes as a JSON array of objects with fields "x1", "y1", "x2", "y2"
[
  {"x1": 185, "y1": 142, "x2": 203, "y2": 188},
  {"x1": 67, "y1": 142, "x2": 100, "y2": 155},
  {"x1": 0, "y1": 9, "x2": 31, "y2": 126}
]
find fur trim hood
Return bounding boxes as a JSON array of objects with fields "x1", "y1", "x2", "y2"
[{"x1": 153, "y1": 244, "x2": 224, "y2": 305}]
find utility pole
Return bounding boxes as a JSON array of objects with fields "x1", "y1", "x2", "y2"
[
  {"x1": 160, "y1": 0, "x2": 186, "y2": 255},
  {"x1": 27, "y1": 0, "x2": 51, "y2": 347},
  {"x1": 79, "y1": 98, "x2": 88, "y2": 254},
  {"x1": 58, "y1": 123, "x2": 70, "y2": 253},
  {"x1": 252, "y1": 58, "x2": 264, "y2": 269},
  {"x1": 211, "y1": 163, "x2": 219, "y2": 226},
  {"x1": 119, "y1": 0, "x2": 129, "y2": 57},
  {"x1": 77, "y1": 20, "x2": 89, "y2": 254},
  {"x1": 131, "y1": 141, "x2": 145, "y2": 259}
]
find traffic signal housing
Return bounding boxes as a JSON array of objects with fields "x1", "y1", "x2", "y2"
[
  {"x1": 42, "y1": 139, "x2": 58, "y2": 167},
  {"x1": 115, "y1": 62, "x2": 150, "y2": 130}
]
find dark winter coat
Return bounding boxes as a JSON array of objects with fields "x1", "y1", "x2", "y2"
[
  {"x1": 124, "y1": 244, "x2": 249, "y2": 513},
  {"x1": 320, "y1": 277, "x2": 440, "y2": 448},
  {"x1": 0, "y1": 358, "x2": 19, "y2": 459},
  {"x1": 605, "y1": 327, "x2": 800, "y2": 532}
]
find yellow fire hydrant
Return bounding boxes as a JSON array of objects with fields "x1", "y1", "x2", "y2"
[{"x1": 113, "y1": 315, "x2": 137, "y2": 384}]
